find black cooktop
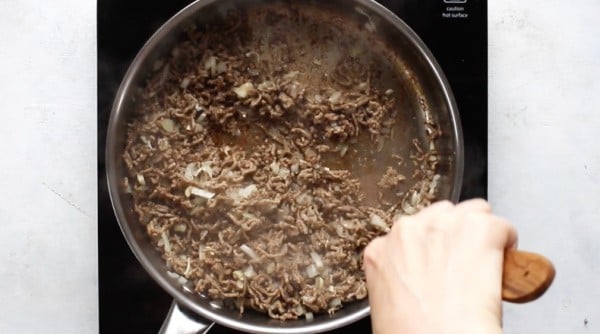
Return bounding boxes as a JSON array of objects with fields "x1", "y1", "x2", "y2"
[{"x1": 98, "y1": 0, "x2": 487, "y2": 332}]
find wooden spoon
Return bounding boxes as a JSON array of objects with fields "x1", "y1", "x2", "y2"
[{"x1": 502, "y1": 249, "x2": 555, "y2": 303}]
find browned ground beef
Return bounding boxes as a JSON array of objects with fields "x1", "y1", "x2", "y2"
[{"x1": 122, "y1": 10, "x2": 440, "y2": 320}]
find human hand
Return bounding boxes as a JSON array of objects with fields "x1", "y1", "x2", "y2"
[{"x1": 364, "y1": 199, "x2": 517, "y2": 334}]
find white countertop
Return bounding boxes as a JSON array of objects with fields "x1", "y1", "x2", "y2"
[
  {"x1": 0, "y1": 0, "x2": 598, "y2": 333},
  {"x1": 489, "y1": 0, "x2": 600, "y2": 332}
]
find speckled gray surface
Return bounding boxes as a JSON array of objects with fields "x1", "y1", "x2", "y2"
[
  {"x1": 0, "y1": 1, "x2": 97, "y2": 334},
  {"x1": 489, "y1": 0, "x2": 600, "y2": 333},
  {"x1": 0, "y1": 0, "x2": 599, "y2": 333}
]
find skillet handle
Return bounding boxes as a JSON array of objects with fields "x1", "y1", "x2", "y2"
[
  {"x1": 159, "y1": 301, "x2": 215, "y2": 334},
  {"x1": 502, "y1": 249, "x2": 555, "y2": 303}
]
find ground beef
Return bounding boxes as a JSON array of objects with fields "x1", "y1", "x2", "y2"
[
  {"x1": 377, "y1": 166, "x2": 406, "y2": 189},
  {"x1": 122, "y1": 7, "x2": 441, "y2": 320}
]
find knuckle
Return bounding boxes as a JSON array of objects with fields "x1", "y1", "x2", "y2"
[
  {"x1": 435, "y1": 200, "x2": 455, "y2": 209},
  {"x1": 391, "y1": 216, "x2": 405, "y2": 234},
  {"x1": 424, "y1": 222, "x2": 444, "y2": 235},
  {"x1": 463, "y1": 212, "x2": 515, "y2": 247},
  {"x1": 397, "y1": 215, "x2": 416, "y2": 227},
  {"x1": 465, "y1": 198, "x2": 492, "y2": 211},
  {"x1": 464, "y1": 211, "x2": 488, "y2": 226},
  {"x1": 393, "y1": 215, "x2": 418, "y2": 239},
  {"x1": 363, "y1": 237, "x2": 385, "y2": 269}
]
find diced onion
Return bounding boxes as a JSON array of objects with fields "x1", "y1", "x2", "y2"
[
  {"x1": 365, "y1": 21, "x2": 376, "y2": 32},
  {"x1": 350, "y1": 47, "x2": 362, "y2": 58},
  {"x1": 329, "y1": 298, "x2": 342, "y2": 309},
  {"x1": 232, "y1": 270, "x2": 245, "y2": 281},
  {"x1": 257, "y1": 80, "x2": 276, "y2": 91},
  {"x1": 233, "y1": 82, "x2": 257, "y2": 98},
  {"x1": 290, "y1": 163, "x2": 299, "y2": 174},
  {"x1": 161, "y1": 232, "x2": 172, "y2": 253},
  {"x1": 136, "y1": 173, "x2": 145, "y2": 186},
  {"x1": 402, "y1": 201, "x2": 417, "y2": 215},
  {"x1": 429, "y1": 174, "x2": 441, "y2": 196},
  {"x1": 184, "y1": 257, "x2": 191, "y2": 277},
  {"x1": 157, "y1": 138, "x2": 169, "y2": 151},
  {"x1": 369, "y1": 214, "x2": 390, "y2": 233},
  {"x1": 205, "y1": 56, "x2": 217, "y2": 76},
  {"x1": 159, "y1": 63, "x2": 170, "y2": 85},
  {"x1": 335, "y1": 223, "x2": 347, "y2": 238},
  {"x1": 288, "y1": 82, "x2": 302, "y2": 99},
  {"x1": 238, "y1": 184, "x2": 258, "y2": 199},
  {"x1": 310, "y1": 252, "x2": 324, "y2": 269},
  {"x1": 245, "y1": 51, "x2": 261, "y2": 65},
  {"x1": 277, "y1": 167, "x2": 290, "y2": 178},
  {"x1": 340, "y1": 219, "x2": 355, "y2": 229},
  {"x1": 240, "y1": 244, "x2": 260, "y2": 261},
  {"x1": 180, "y1": 77, "x2": 191, "y2": 89},
  {"x1": 269, "y1": 161, "x2": 280, "y2": 174},
  {"x1": 410, "y1": 190, "x2": 421, "y2": 206},
  {"x1": 265, "y1": 261, "x2": 276, "y2": 274},
  {"x1": 306, "y1": 264, "x2": 319, "y2": 278},
  {"x1": 174, "y1": 224, "x2": 187, "y2": 233},
  {"x1": 355, "y1": 6, "x2": 376, "y2": 32},
  {"x1": 305, "y1": 312, "x2": 314, "y2": 321},
  {"x1": 184, "y1": 163, "x2": 200, "y2": 181},
  {"x1": 315, "y1": 276, "x2": 324, "y2": 290},
  {"x1": 295, "y1": 193, "x2": 313, "y2": 206},
  {"x1": 216, "y1": 61, "x2": 228, "y2": 74},
  {"x1": 166, "y1": 271, "x2": 179, "y2": 279},
  {"x1": 339, "y1": 144, "x2": 349, "y2": 157},
  {"x1": 160, "y1": 118, "x2": 176, "y2": 133},
  {"x1": 243, "y1": 265, "x2": 257, "y2": 278},
  {"x1": 140, "y1": 135, "x2": 153, "y2": 149},
  {"x1": 198, "y1": 245, "x2": 205, "y2": 261},
  {"x1": 199, "y1": 162, "x2": 214, "y2": 178},
  {"x1": 283, "y1": 71, "x2": 299, "y2": 81},
  {"x1": 185, "y1": 186, "x2": 215, "y2": 199},
  {"x1": 302, "y1": 295, "x2": 316, "y2": 304},
  {"x1": 376, "y1": 136, "x2": 385, "y2": 152},
  {"x1": 152, "y1": 59, "x2": 164, "y2": 71},
  {"x1": 123, "y1": 177, "x2": 131, "y2": 193},
  {"x1": 329, "y1": 91, "x2": 342, "y2": 104},
  {"x1": 166, "y1": 267, "x2": 187, "y2": 286},
  {"x1": 385, "y1": 89, "x2": 394, "y2": 96}
]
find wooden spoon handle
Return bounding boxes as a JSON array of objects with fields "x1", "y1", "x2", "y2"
[{"x1": 502, "y1": 249, "x2": 555, "y2": 303}]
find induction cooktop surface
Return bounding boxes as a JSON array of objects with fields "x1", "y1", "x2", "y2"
[{"x1": 98, "y1": 1, "x2": 487, "y2": 332}]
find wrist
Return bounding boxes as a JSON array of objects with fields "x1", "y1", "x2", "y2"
[
  {"x1": 441, "y1": 312, "x2": 502, "y2": 334},
  {"x1": 446, "y1": 322, "x2": 502, "y2": 334}
]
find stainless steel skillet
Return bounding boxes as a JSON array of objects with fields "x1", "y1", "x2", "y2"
[{"x1": 106, "y1": 0, "x2": 463, "y2": 332}]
